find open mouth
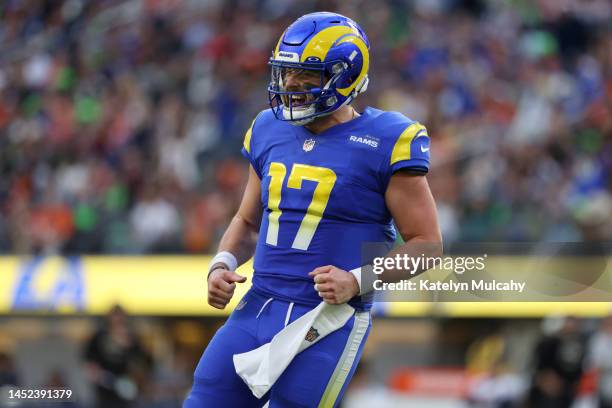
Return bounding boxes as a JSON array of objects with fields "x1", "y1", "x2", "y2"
[{"x1": 284, "y1": 93, "x2": 312, "y2": 108}]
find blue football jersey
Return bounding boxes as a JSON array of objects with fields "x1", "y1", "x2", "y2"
[{"x1": 241, "y1": 107, "x2": 430, "y2": 309}]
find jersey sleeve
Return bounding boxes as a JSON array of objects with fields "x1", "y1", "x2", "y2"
[
  {"x1": 241, "y1": 115, "x2": 263, "y2": 178},
  {"x1": 388, "y1": 121, "x2": 430, "y2": 175}
]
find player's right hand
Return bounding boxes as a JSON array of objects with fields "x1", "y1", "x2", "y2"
[{"x1": 207, "y1": 268, "x2": 247, "y2": 309}]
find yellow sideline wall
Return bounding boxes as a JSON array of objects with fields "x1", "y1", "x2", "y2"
[{"x1": 0, "y1": 256, "x2": 610, "y2": 317}]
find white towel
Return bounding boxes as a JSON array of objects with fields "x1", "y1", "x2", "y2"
[{"x1": 233, "y1": 301, "x2": 355, "y2": 398}]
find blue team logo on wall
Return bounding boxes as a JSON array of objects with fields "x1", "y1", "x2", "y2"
[{"x1": 11, "y1": 256, "x2": 85, "y2": 312}]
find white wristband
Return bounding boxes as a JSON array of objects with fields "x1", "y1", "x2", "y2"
[
  {"x1": 209, "y1": 251, "x2": 238, "y2": 274},
  {"x1": 349, "y1": 267, "x2": 365, "y2": 295}
]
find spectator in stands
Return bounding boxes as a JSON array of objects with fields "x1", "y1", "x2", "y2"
[
  {"x1": 526, "y1": 316, "x2": 587, "y2": 408},
  {"x1": 0, "y1": 352, "x2": 18, "y2": 386},
  {"x1": 84, "y1": 305, "x2": 151, "y2": 408},
  {"x1": 589, "y1": 315, "x2": 612, "y2": 408}
]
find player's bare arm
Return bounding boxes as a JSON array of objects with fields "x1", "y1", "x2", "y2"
[
  {"x1": 310, "y1": 172, "x2": 442, "y2": 304},
  {"x1": 383, "y1": 172, "x2": 443, "y2": 279},
  {"x1": 207, "y1": 165, "x2": 262, "y2": 309}
]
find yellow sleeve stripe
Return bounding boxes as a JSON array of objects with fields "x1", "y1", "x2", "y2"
[
  {"x1": 390, "y1": 122, "x2": 427, "y2": 165},
  {"x1": 243, "y1": 119, "x2": 255, "y2": 154}
]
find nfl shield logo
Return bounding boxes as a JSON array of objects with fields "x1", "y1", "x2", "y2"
[
  {"x1": 303, "y1": 139, "x2": 316, "y2": 152},
  {"x1": 305, "y1": 326, "x2": 320, "y2": 342}
]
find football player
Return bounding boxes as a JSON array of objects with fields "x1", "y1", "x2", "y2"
[{"x1": 184, "y1": 11, "x2": 442, "y2": 408}]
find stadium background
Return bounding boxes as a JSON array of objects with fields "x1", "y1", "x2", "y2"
[{"x1": 0, "y1": 0, "x2": 610, "y2": 407}]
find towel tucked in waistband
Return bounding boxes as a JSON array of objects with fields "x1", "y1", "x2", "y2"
[{"x1": 233, "y1": 301, "x2": 355, "y2": 398}]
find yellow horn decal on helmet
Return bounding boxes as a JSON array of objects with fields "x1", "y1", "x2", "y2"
[
  {"x1": 300, "y1": 26, "x2": 356, "y2": 62},
  {"x1": 335, "y1": 35, "x2": 369, "y2": 97},
  {"x1": 274, "y1": 33, "x2": 283, "y2": 58}
]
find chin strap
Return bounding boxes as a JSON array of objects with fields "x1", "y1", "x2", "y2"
[{"x1": 283, "y1": 105, "x2": 317, "y2": 126}]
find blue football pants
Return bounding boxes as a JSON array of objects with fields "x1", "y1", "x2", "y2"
[{"x1": 183, "y1": 288, "x2": 371, "y2": 408}]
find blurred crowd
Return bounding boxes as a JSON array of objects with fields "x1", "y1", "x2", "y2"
[
  {"x1": 463, "y1": 315, "x2": 612, "y2": 408},
  {"x1": 2, "y1": 311, "x2": 612, "y2": 408},
  {"x1": 0, "y1": 305, "x2": 201, "y2": 408},
  {"x1": 0, "y1": 0, "x2": 610, "y2": 254}
]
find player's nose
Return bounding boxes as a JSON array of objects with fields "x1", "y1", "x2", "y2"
[{"x1": 284, "y1": 75, "x2": 302, "y2": 90}]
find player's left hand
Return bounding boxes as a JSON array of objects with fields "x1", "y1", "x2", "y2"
[{"x1": 309, "y1": 265, "x2": 359, "y2": 305}]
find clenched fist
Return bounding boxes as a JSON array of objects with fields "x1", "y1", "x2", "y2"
[
  {"x1": 309, "y1": 265, "x2": 359, "y2": 305},
  {"x1": 207, "y1": 267, "x2": 246, "y2": 309}
]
